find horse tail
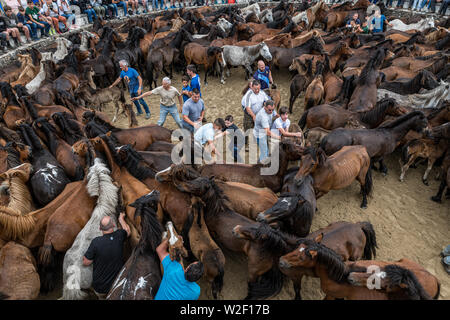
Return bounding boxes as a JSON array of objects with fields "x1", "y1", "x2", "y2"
[
  {"x1": 245, "y1": 265, "x2": 284, "y2": 300},
  {"x1": 73, "y1": 164, "x2": 85, "y2": 181},
  {"x1": 363, "y1": 165, "x2": 373, "y2": 196},
  {"x1": 384, "y1": 264, "x2": 433, "y2": 300},
  {"x1": 401, "y1": 139, "x2": 417, "y2": 165},
  {"x1": 358, "y1": 221, "x2": 378, "y2": 260},
  {"x1": 305, "y1": 98, "x2": 315, "y2": 110},
  {"x1": 298, "y1": 109, "x2": 309, "y2": 130},
  {"x1": 203, "y1": 249, "x2": 225, "y2": 299},
  {"x1": 38, "y1": 243, "x2": 54, "y2": 268},
  {"x1": 37, "y1": 243, "x2": 59, "y2": 293}
]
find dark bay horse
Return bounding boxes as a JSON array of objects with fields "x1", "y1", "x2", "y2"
[
  {"x1": 320, "y1": 111, "x2": 429, "y2": 174},
  {"x1": 279, "y1": 221, "x2": 377, "y2": 300},
  {"x1": 270, "y1": 37, "x2": 326, "y2": 70},
  {"x1": 107, "y1": 191, "x2": 163, "y2": 300}
]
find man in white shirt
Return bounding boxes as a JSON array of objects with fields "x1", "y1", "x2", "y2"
[
  {"x1": 271, "y1": 106, "x2": 303, "y2": 139},
  {"x1": 253, "y1": 100, "x2": 279, "y2": 163},
  {"x1": 194, "y1": 118, "x2": 226, "y2": 162},
  {"x1": 242, "y1": 79, "x2": 270, "y2": 133}
]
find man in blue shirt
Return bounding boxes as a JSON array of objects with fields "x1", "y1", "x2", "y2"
[
  {"x1": 181, "y1": 75, "x2": 192, "y2": 103},
  {"x1": 187, "y1": 64, "x2": 201, "y2": 97},
  {"x1": 154, "y1": 238, "x2": 203, "y2": 300},
  {"x1": 182, "y1": 88, "x2": 205, "y2": 133},
  {"x1": 109, "y1": 60, "x2": 150, "y2": 119},
  {"x1": 252, "y1": 60, "x2": 273, "y2": 90},
  {"x1": 370, "y1": 11, "x2": 392, "y2": 33}
]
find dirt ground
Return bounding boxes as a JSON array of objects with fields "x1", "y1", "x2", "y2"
[{"x1": 100, "y1": 67, "x2": 449, "y2": 300}]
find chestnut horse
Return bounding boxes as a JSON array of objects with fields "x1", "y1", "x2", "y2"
[
  {"x1": 184, "y1": 43, "x2": 225, "y2": 84},
  {"x1": 294, "y1": 146, "x2": 372, "y2": 208}
]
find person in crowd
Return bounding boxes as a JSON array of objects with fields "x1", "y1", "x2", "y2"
[
  {"x1": 4, "y1": 5, "x2": 31, "y2": 44},
  {"x1": 253, "y1": 60, "x2": 273, "y2": 91},
  {"x1": 111, "y1": 0, "x2": 127, "y2": 17},
  {"x1": 109, "y1": 60, "x2": 151, "y2": 119},
  {"x1": 57, "y1": 0, "x2": 76, "y2": 29},
  {"x1": 133, "y1": 76, "x2": 183, "y2": 126},
  {"x1": 0, "y1": 11, "x2": 20, "y2": 48},
  {"x1": 17, "y1": 6, "x2": 38, "y2": 40},
  {"x1": 90, "y1": 0, "x2": 106, "y2": 19},
  {"x1": 25, "y1": 0, "x2": 50, "y2": 38},
  {"x1": 83, "y1": 213, "x2": 130, "y2": 300},
  {"x1": 71, "y1": 0, "x2": 97, "y2": 23},
  {"x1": 439, "y1": 0, "x2": 449, "y2": 14},
  {"x1": 181, "y1": 75, "x2": 192, "y2": 103},
  {"x1": 103, "y1": 0, "x2": 118, "y2": 19},
  {"x1": 346, "y1": 12, "x2": 363, "y2": 33},
  {"x1": 224, "y1": 114, "x2": 244, "y2": 163},
  {"x1": 253, "y1": 100, "x2": 279, "y2": 163},
  {"x1": 45, "y1": 0, "x2": 68, "y2": 33},
  {"x1": 194, "y1": 118, "x2": 226, "y2": 160},
  {"x1": 38, "y1": 0, "x2": 58, "y2": 34},
  {"x1": 271, "y1": 107, "x2": 303, "y2": 140},
  {"x1": 370, "y1": 10, "x2": 391, "y2": 33},
  {"x1": 242, "y1": 79, "x2": 270, "y2": 135},
  {"x1": 186, "y1": 64, "x2": 201, "y2": 97},
  {"x1": 154, "y1": 237, "x2": 203, "y2": 300},
  {"x1": 182, "y1": 88, "x2": 204, "y2": 133},
  {"x1": 138, "y1": 0, "x2": 148, "y2": 13},
  {"x1": 127, "y1": 0, "x2": 139, "y2": 14}
]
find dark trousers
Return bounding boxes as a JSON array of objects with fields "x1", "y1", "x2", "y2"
[{"x1": 439, "y1": 0, "x2": 449, "y2": 14}]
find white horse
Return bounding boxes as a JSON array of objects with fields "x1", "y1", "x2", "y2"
[
  {"x1": 61, "y1": 158, "x2": 119, "y2": 300},
  {"x1": 259, "y1": 9, "x2": 273, "y2": 23},
  {"x1": 377, "y1": 81, "x2": 450, "y2": 109},
  {"x1": 53, "y1": 37, "x2": 72, "y2": 62},
  {"x1": 240, "y1": 2, "x2": 261, "y2": 19},
  {"x1": 222, "y1": 42, "x2": 272, "y2": 80},
  {"x1": 80, "y1": 31, "x2": 98, "y2": 51},
  {"x1": 388, "y1": 17, "x2": 435, "y2": 32},
  {"x1": 217, "y1": 17, "x2": 233, "y2": 35}
]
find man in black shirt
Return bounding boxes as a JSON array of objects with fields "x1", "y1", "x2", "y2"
[{"x1": 83, "y1": 212, "x2": 130, "y2": 299}]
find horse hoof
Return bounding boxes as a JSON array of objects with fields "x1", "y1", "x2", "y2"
[
  {"x1": 360, "y1": 203, "x2": 368, "y2": 209},
  {"x1": 422, "y1": 179, "x2": 429, "y2": 186},
  {"x1": 431, "y1": 196, "x2": 441, "y2": 203}
]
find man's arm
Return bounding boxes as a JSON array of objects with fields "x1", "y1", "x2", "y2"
[
  {"x1": 83, "y1": 256, "x2": 93, "y2": 266},
  {"x1": 137, "y1": 75, "x2": 143, "y2": 95},
  {"x1": 156, "y1": 238, "x2": 169, "y2": 262},
  {"x1": 131, "y1": 91, "x2": 152, "y2": 100},
  {"x1": 268, "y1": 70, "x2": 273, "y2": 84},
  {"x1": 178, "y1": 95, "x2": 183, "y2": 111},
  {"x1": 278, "y1": 127, "x2": 302, "y2": 138},
  {"x1": 198, "y1": 109, "x2": 204, "y2": 122},
  {"x1": 118, "y1": 212, "x2": 130, "y2": 237},
  {"x1": 265, "y1": 127, "x2": 280, "y2": 140},
  {"x1": 109, "y1": 76, "x2": 122, "y2": 89}
]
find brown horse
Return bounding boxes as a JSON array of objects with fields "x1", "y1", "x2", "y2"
[
  {"x1": 0, "y1": 142, "x2": 31, "y2": 175},
  {"x1": 294, "y1": 146, "x2": 372, "y2": 208},
  {"x1": 264, "y1": 84, "x2": 281, "y2": 112},
  {"x1": 184, "y1": 43, "x2": 225, "y2": 85},
  {"x1": 304, "y1": 61, "x2": 324, "y2": 110},
  {"x1": 10, "y1": 48, "x2": 42, "y2": 88},
  {"x1": 279, "y1": 221, "x2": 378, "y2": 300},
  {"x1": 164, "y1": 220, "x2": 188, "y2": 264}
]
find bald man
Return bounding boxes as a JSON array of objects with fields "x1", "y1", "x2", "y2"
[
  {"x1": 83, "y1": 213, "x2": 130, "y2": 299},
  {"x1": 253, "y1": 60, "x2": 273, "y2": 90}
]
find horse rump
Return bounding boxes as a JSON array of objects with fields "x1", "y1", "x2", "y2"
[
  {"x1": 358, "y1": 221, "x2": 378, "y2": 260},
  {"x1": 384, "y1": 264, "x2": 433, "y2": 300},
  {"x1": 245, "y1": 265, "x2": 284, "y2": 300}
]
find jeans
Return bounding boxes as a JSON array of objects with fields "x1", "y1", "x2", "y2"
[
  {"x1": 130, "y1": 91, "x2": 150, "y2": 115},
  {"x1": 419, "y1": 0, "x2": 431, "y2": 10},
  {"x1": 158, "y1": 104, "x2": 183, "y2": 128},
  {"x1": 32, "y1": 21, "x2": 51, "y2": 36},
  {"x1": 116, "y1": 1, "x2": 128, "y2": 15},
  {"x1": 397, "y1": 0, "x2": 406, "y2": 6},
  {"x1": 62, "y1": 13, "x2": 76, "y2": 26},
  {"x1": 411, "y1": 0, "x2": 420, "y2": 9},
  {"x1": 228, "y1": 142, "x2": 243, "y2": 163},
  {"x1": 256, "y1": 135, "x2": 269, "y2": 163},
  {"x1": 439, "y1": 0, "x2": 449, "y2": 14},
  {"x1": 152, "y1": 0, "x2": 164, "y2": 9},
  {"x1": 182, "y1": 120, "x2": 195, "y2": 133},
  {"x1": 24, "y1": 24, "x2": 35, "y2": 39},
  {"x1": 108, "y1": 4, "x2": 119, "y2": 16},
  {"x1": 85, "y1": 8, "x2": 97, "y2": 23}
]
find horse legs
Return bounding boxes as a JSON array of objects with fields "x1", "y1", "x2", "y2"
[
  {"x1": 357, "y1": 166, "x2": 372, "y2": 209},
  {"x1": 204, "y1": 64, "x2": 208, "y2": 86},
  {"x1": 244, "y1": 65, "x2": 253, "y2": 80},
  {"x1": 379, "y1": 158, "x2": 388, "y2": 176},
  {"x1": 422, "y1": 158, "x2": 435, "y2": 186},
  {"x1": 399, "y1": 155, "x2": 417, "y2": 182},
  {"x1": 431, "y1": 178, "x2": 447, "y2": 203},
  {"x1": 112, "y1": 101, "x2": 120, "y2": 122},
  {"x1": 293, "y1": 277, "x2": 303, "y2": 300}
]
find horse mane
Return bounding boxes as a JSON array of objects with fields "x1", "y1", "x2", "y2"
[
  {"x1": 436, "y1": 33, "x2": 450, "y2": 50},
  {"x1": 329, "y1": 41, "x2": 346, "y2": 56},
  {"x1": 201, "y1": 178, "x2": 232, "y2": 219},
  {"x1": 358, "y1": 48, "x2": 385, "y2": 85},
  {"x1": 3, "y1": 143, "x2": 22, "y2": 168},
  {"x1": 384, "y1": 264, "x2": 432, "y2": 300},
  {"x1": 379, "y1": 111, "x2": 424, "y2": 129},
  {"x1": 248, "y1": 223, "x2": 300, "y2": 254},
  {"x1": 426, "y1": 103, "x2": 447, "y2": 120},
  {"x1": 0, "y1": 82, "x2": 20, "y2": 106},
  {"x1": 207, "y1": 46, "x2": 221, "y2": 56},
  {"x1": 20, "y1": 97, "x2": 38, "y2": 120},
  {"x1": 358, "y1": 98, "x2": 395, "y2": 125},
  {"x1": 34, "y1": 118, "x2": 59, "y2": 155},
  {"x1": 402, "y1": 32, "x2": 424, "y2": 46},
  {"x1": 171, "y1": 164, "x2": 201, "y2": 184},
  {"x1": 18, "y1": 123, "x2": 44, "y2": 151},
  {"x1": 119, "y1": 145, "x2": 157, "y2": 180}
]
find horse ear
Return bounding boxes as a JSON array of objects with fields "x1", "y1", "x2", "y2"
[
  {"x1": 314, "y1": 233, "x2": 323, "y2": 244},
  {"x1": 308, "y1": 250, "x2": 317, "y2": 259},
  {"x1": 106, "y1": 131, "x2": 112, "y2": 137},
  {"x1": 132, "y1": 141, "x2": 136, "y2": 148}
]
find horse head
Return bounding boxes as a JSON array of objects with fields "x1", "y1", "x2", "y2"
[
  {"x1": 279, "y1": 234, "x2": 324, "y2": 270},
  {"x1": 256, "y1": 194, "x2": 306, "y2": 224},
  {"x1": 294, "y1": 146, "x2": 326, "y2": 184},
  {"x1": 259, "y1": 42, "x2": 272, "y2": 61}
]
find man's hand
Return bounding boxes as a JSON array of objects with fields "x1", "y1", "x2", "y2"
[
  {"x1": 119, "y1": 212, "x2": 126, "y2": 220},
  {"x1": 131, "y1": 96, "x2": 137, "y2": 101},
  {"x1": 194, "y1": 121, "x2": 201, "y2": 129},
  {"x1": 137, "y1": 88, "x2": 142, "y2": 95},
  {"x1": 252, "y1": 115, "x2": 256, "y2": 121}
]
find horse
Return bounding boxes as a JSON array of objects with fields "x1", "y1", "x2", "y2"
[
  {"x1": 174, "y1": 175, "x2": 287, "y2": 300},
  {"x1": 388, "y1": 17, "x2": 435, "y2": 32},
  {"x1": 431, "y1": 148, "x2": 450, "y2": 203},
  {"x1": 378, "y1": 70, "x2": 439, "y2": 95},
  {"x1": 399, "y1": 138, "x2": 449, "y2": 185},
  {"x1": 257, "y1": 167, "x2": 316, "y2": 238},
  {"x1": 270, "y1": 37, "x2": 326, "y2": 70},
  {"x1": 32, "y1": 117, "x2": 84, "y2": 181},
  {"x1": 0, "y1": 164, "x2": 35, "y2": 241},
  {"x1": 0, "y1": 241, "x2": 40, "y2": 299},
  {"x1": 61, "y1": 157, "x2": 119, "y2": 300},
  {"x1": 222, "y1": 42, "x2": 272, "y2": 80},
  {"x1": 320, "y1": 111, "x2": 429, "y2": 174},
  {"x1": 164, "y1": 221, "x2": 188, "y2": 264},
  {"x1": 304, "y1": 61, "x2": 325, "y2": 110},
  {"x1": 107, "y1": 191, "x2": 163, "y2": 300},
  {"x1": 288, "y1": 59, "x2": 315, "y2": 114},
  {"x1": 0, "y1": 82, "x2": 30, "y2": 130},
  {"x1": 0, "y1": 142, "x2": 31, "y2": 175},
  {"x1": 294, "y1": 146, "x2": 372, "y2": 208},
  {"x1": 279, "y1": 221, "x2": 378, "y2": 300},
  {"x1": 51, "y1": 112, "x2": 86, "y2": 146},
  {"x1": 115, "y1": 144, "x2": 172, "y2": 172},
  {"x1": 184, "y1": 44, "x2": 225, "y2": 85},
  {"x1": 10, "y1": 48, "x2": 42, "y2": 88},
  {"x1": 16, "y1": 122, "x2": 70, "y2": 206},
  {"x1": 298, "y1": 98, "x2": 406, "y2": 131},
  {"x1": 264, "y1": 83, "x2": 281, "y2": 112}
]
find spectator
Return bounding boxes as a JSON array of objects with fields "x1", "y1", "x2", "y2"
[
  {"x1": 194, "y1": 118, "x2": 226, "y2": 160},
  {"x1": 4, "y1": 5, "x2": 31, "y2": 43},
  {"x1": 242, "y1": 79, "x2": 270, "y2": 135},
  {"x1": 182, "y1": 88, "x2": 205, "y2": 133},
  {"x1": 128, "y1": 0, "x2": 138, "y2": 14},
  {"x1": 133, "y1": 77, "x2": 183, "y2": 126},
  {"x1": 17, "y1": 6, "x2": 37, "y2": 40},
  {"x1": 0, "y1": 7, "x2": 22, "y2": 47},
  {"x1": 361, "y1": 18, "x2": 370, "y2": 34},
  {"x1": 271, "y1": 107, "x2": 303, "y2": 139},
  {"x1": 38, "y1": 0, "x2": 58, "y2": 34},
  {"x1": 346, "y1": 12, "x2": 363, "y2": 33},
  {"x1": 253, "y1": 100, "x2": 279, "y2": 163},
  {"x1": 418, "y1": 0, "x2": 432, "y2": 11},
  {"x1": 186, "y1": 64, "x2": 201, "y2": 97},
  {"x1": 17, "y1": 0, "x2": 29, "y2": 10},
  {"x1": 45, "y1": 0, "x2": 68, "y2": 33},
  {"x1": 224, "y1": 114, "x2": 244, "y2": 163},
  {"x1": 57, "y1": 0, "x2": 76, "y2": 29},
  {"x1": 25, "y1": 0, "x2": 50, "y2": 38},
  {"x1": 439, "y1": 0, "x2": 449, "y2": 14},
  {"x1": 71, "y1": 0, "x2": 97, "y2": 23},
  {"x1": 90, "y1": 0, "x2": 106, "y2": 19},
  {"x1": 138, "y1": 0, "x2": 148, "y2": 13},
  {"x1": 151, "y1": 0, "x2": 162, "y2": 10},
  {"x1": 109, "y1": 60, "x2": 151, "y2": 119},
  {"x1": 252, "y1": 60, "x2": 273, "y2": 90},
  {"x1": 83, "y1": 213, "x2": 130, "y2": 300},
  {"x1": 154, "y1": 238, "x2": 203, "y2": 300},
  {"x1": 103, "y1": 0, "x2": 118, "y2": 19},
  {"x1": 370, "y1": 10, "x2": 391, "y2": 33},
  {"x1": 111, "y1": 0, "x2": 127, "y2": 17},
  {"x1": 181, "y1": 75, "x2": 192, "y2": 103}
]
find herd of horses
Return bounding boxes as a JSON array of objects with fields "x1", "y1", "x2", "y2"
[{"x1": 0, "y1": 0, "x2": 448, "y2": 300}]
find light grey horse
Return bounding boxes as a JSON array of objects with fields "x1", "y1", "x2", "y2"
[
  {"x1": 217, "y1": 17, "x2": 233, "y2": 34},
  {"x1": 222, "y1": 42, "x2": 272, "y2": 80},
  {"x1": 259, "y1": 9, "x2": 273, "y2": 23}
]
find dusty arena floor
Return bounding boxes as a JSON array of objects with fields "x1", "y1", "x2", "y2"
[
  {"x1": 104, "y1": 67, "x2": 450, "y2": 300},
  {"x1": 38, "y1": 67, "x2": 449, "y2": 300}
]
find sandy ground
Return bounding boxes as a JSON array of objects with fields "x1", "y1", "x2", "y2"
[{"x1": 39, "y1": 67, "x2": 449, "y2": 300}]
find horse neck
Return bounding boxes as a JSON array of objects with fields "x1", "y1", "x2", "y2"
[
  {"x1": 96, "y1": 139, "x2": 121, "y2": 179},
  {"x1": 384, "y1": 116, "x2": 421, "y2": 140},
  {"x1": 7, "y1": 175, "x2": 34, "y2": 215},
  {"x1": 357, "y1": 101, "x2": 390, "y2": 127},
  {"x1": 41, "y1": 126, "x2": 59, "y2": 156}
]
